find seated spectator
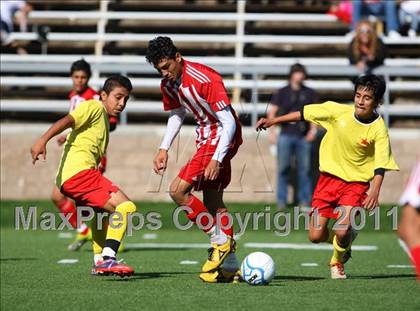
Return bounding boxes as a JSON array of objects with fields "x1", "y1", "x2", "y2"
[
  {"x1": 352, "y1": 0, "x2": 400, "y2": 37},
  {"x1": 399, "y1": 0, "x2": 420, "y2": 37},
  {"x1": 348, "y1": 20, "x2": 387, "y2": 74},
  {"x1": 0, "y1": 0, "x2": 32, "y2": 54}
]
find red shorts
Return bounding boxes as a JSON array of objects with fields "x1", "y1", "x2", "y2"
[
  {"x1": 311, "y1": 173, "x2": 369, "y2": 219},
  {"x1": 178, "y1": 142, "x2": 240, "y2": 191},
  {"x1": 61, "y1": 169, "x2": 119, "y2": 208}
]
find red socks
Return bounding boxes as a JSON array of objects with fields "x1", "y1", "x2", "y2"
[
  {"x1": 185, "y1": 195, "x2": 233, "y2": 236},
  {"x1": 56, "y1": 199, "x2": 89, "y2": 234},
  {"x1": 185, "y1": 195, "x2": 211, "y2": 231},
  {"x1": 410, "y1": 245, "x2": 420, "y2": 281},
  {"x1": 215, "y1": 209, "x2": 233, "y2": 237}
]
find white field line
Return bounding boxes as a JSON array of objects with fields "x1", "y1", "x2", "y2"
[
  {"x1": 386, "y1": 264, "x2": 414, "y2": 268},
  {"x1": 125, "y1": 242, "x2": 377, "y2": 251},
  {"x1": 58, "y1": 232, "x2": 73, "y2": 239},
  {"x1": 57, "y1": 259, "x2": 79, "y2": 264},
  {"x1": 142, "y1": 233, "x2": 158, "y2": 240},
  {"x1": 180, "y1": 260, "x2": 199, "y2": 265},
  {"x1": 301, "y1": 263, "x2": 319, "y2": 267}
]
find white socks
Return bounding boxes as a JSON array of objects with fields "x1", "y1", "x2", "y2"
[{"x1": 207, "y1": 226, "x2": 228, "y2": 245}]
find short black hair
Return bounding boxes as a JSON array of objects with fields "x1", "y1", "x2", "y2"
[
  {"x1": 289, "y1": 63, "x2": 307, "y2": 78},
  {"x1": 354, "y1": 74, "x2": 386, "y2": 104},
  {"x1": 70, "y1": 59, "x2": 92, "y2": 78},
  {"x1": 102, "y1": 75, "x2": 133, "y2": 94},
  {"x1": 145, "y1": 36, "x2": 178, "y2": 66}
]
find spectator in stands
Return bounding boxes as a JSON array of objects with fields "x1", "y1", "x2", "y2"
[
  {"x1": 267, "y1": 64, "x2": 318, "y2": 210},
  {"x1": 348, "y1": 20, "x2": 387, "y2": 74},
  {"x1": 399, "y1": 0, "x2": 420, "y2": 38},
  {"x1": 352, "y1": 0, "x2": 400, "y2": 38},
  {"x1": 0, "y1": 0, "x2": 32, "y2": 54}
]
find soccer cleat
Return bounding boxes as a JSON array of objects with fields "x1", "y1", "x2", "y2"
[
  {"x1": 342, "y1": 228, "x2": 358, "y2": 264},
  {"x1": 201, "y1": 238, "x2": 236, "y2": 273},
  {"x1": 199, "y1": 270, "x2": 220, "y2": 283},
  {"x1": 92, "y1": 259, "x2": 134, "y2": 277},
  {"x1": 199, "y1": 268, "x2": 241, "y2": 283},
  {"x1": 67, "y1": 228, "x2": 92, "y2": 251},
  {"x1": 330, "y1": 262, "x2": 347, "y2": 279}
]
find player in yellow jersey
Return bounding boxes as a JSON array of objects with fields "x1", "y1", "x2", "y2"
[
  {"x1": 31, "y1": 75, "x2": 136, "y2": 277},
  {"x1": 256, "y1": 75, "x2": 399, "y2": 279}
]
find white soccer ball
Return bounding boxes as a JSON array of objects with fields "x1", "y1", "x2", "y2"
[{"x1": 240, "y1": 252, "x2": 275, "y2": 285}]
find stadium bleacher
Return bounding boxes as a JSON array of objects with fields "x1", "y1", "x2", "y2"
[{"x1": 1, "y1": 0, "x2": 419, "y2": 127}]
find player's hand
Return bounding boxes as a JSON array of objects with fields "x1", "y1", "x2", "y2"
[
  {"x1": 304, "y1": 131, "x2": 316, "y2": 142},
  {"x1": 56, "y1": 135, "x2": 67, "y2": 146},
  {"x1": 153, "y1": 149, "x2": 168, "y2": 175},
  {"x1": 256, "y1": 118, "x2": 274, "y2": 131},
  {"x1": 30, "y1": 139, "x2": 47, "y2": 165},
  {"x1": 204, "y1": 159, "x2": 221, "y2": 181},
  {"x1": 362, "y1": 190, "x2": 379, "y2": 210}
]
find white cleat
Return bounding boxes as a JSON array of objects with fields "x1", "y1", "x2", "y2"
[{"x1": 330, "y1": 263, "x2": 347, "y2": 279}]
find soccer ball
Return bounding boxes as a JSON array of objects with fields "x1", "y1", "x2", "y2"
[{"x1": 240, "y1": 252, "x2": 275, "y2": 285}]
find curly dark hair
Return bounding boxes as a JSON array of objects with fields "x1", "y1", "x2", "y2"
[
  {"x1": 145, "y1": 36, "x2": 178, "y2": 66},
  {"x1": 354, "y1": 74, "x2": 386, "y2": 104},
  {"x1": 70, "y1": 59, "x2": 92, "y2": 78}
]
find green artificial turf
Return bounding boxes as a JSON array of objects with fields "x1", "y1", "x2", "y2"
[{"x1": 1, "y1": 201, "x2": 419, "y2": 311}]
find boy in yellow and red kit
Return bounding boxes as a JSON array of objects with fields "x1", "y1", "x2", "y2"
[
  {"x1": 31, "y1": 75, "x2": 135, "y2": 277},
  {"x1": 257, "y1": 75, "x2": 399, "y2": 279}
]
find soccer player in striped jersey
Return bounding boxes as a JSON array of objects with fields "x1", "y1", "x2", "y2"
[
  {"x1": 257, "y1": 75, "x2": 399, "y2": 279},
  {"x1": 398, "y1": 160, "x2": 420, "y2": 281},
  {"x1": 32, "y1": 75, "x2": 135, "y2": 277},
  {"x1": 146, "y1": 36, "x2": 243, "y2": 282}
]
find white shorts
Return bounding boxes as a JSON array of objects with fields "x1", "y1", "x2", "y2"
[{"x1": 399, "y1": 160, "x2": 420, "y2": 209}]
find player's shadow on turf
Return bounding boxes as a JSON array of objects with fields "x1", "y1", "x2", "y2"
[
  {"x1": 0, "y1": 257, "x2": 38, "y2": 261},
  {"x1": 104, "y1": 271, "x2": 195, "y2": 281},
  {"x1": 349, "y1": 274, "x2": 417, "y2": 280}
]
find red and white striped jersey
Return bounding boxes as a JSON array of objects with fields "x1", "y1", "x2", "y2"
[
  {"x1": 161, "y1": 59, "x2": 242, "y2": 148},
  {"x1": 68, "y1": 87, "x2": 99, "y2": 112}
]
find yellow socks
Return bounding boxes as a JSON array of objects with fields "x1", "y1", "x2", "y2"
[
  {"x1": 101, "y1": 201, "x2": 136, "y2": 260},
  {"x1": 92, "y1": 214, "x2": 108, "y2": 264},
  {"x1": 106, "y1": 201, "x2": 136, "y2": 242},
  {"x1": 330, "y1": 235, "x2": 350, "y2": 265}
]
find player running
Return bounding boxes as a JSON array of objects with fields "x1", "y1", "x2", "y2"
[
  {"x1": 146, "y1": 36, "x2": 242, "y2": 282},
  {"x1": 398, "y1": 160, "x2": 420, "y2": 281},
  {"x1": 31, "y1": 75, "x2": 135, "y2": 277},
  {"x1": 256, "y1": 74, "x2": 399, "y2": 279},
  {"x1": 52, "y1": 59, "x2": 119, "y2": 251}
]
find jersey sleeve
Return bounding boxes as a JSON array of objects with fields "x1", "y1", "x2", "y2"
[
  {"x1": 161, "y1": 81, "x2": 181, "y2": 111},
  {"x1": 201, "y1": 76, "x2": 231, "y2": 112},
  {"x1": 303, "y1": 101, "x2": 340, "y2": 128},
  {"x1": 374, "y1": 125, "x2": 399, "y2": 172},
  {"x1": 70, "y1": 101, "x2": 101, "y2": 130}
]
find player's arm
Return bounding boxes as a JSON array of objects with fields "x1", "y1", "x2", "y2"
[
  {"x1": 204, "y1": 106, "x2": 236, "y2": 181},
  {"x1": 31, "y1": 115, "x2": 75, "y2": 164},
  {"x1": 267, "y1": 104, "x2": 279, "y2": 144},
  {"x1": 256, "y1": 111, "x2": 301, "y2": 131},
  {"x1": 363, "y1": 170, "x2": 385, "y2": 210},
  {"x1": 153, "y1": 107, "x2": 186, "y2": 175}
]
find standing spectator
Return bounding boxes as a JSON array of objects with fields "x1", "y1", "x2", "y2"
[
  {"x1": 0, "y1": 0, "x2": 32, "y2": 53},
  {"x1": 352, "y1": 0, "x2": 400, "y2": 38},
  {"x1": 267, "y1": 64, "x2": 318, "y2": 210},
  {"x1": 348, "y1": 20, "x2": 387, "y2": 74},
  {"x1": 399, "y1": 0, "x2": 420, "y2": 38}
]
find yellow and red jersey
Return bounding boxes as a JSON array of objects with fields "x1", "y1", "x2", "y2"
[{"x1": 303, "y1": 101, "x2": 399, "y2": 182}]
